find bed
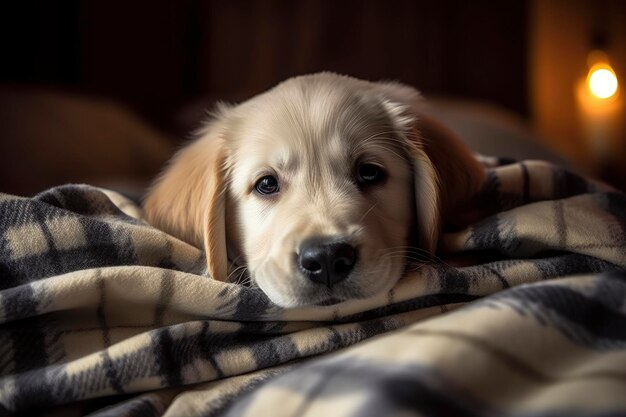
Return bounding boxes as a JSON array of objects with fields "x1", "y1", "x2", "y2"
[{"x1": 1, "y1": 150, "x2": 625, "y2": 416}]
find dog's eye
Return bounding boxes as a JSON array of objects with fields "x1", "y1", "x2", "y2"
[
  {"x1": 255, "y1": 175, "x2": 280, "y2": 195},
  {"x1": 357, "y1": 163, "x2": 385, "y2": 185}
]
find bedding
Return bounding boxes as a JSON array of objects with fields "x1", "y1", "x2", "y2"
[{"x1": 0, "y1": 157, "x2": 624, "y2": 416}]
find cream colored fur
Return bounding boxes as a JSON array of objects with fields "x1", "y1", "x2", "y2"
[{"x1": 144, "y1": 73, "x2": 484, "y2": 307}]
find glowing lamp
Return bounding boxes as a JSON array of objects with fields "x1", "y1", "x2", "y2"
[
  {"x1": 584, "y1": 50, "x2": 619, "y2": 102},
  {"x1": 576, "y1": 49, "x2": 623, "y2": 166},
  {"x1": 588, "y1": 65, "x2": 618, "y2": 99}
]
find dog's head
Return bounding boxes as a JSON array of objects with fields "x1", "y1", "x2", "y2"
[{"x1": 144, "y1": 73, "x2": 484, "y2": 307}]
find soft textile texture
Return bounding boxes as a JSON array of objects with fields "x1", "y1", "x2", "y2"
[{"x1": 0, "y1": 159, "x2": 624, "y2": 416}]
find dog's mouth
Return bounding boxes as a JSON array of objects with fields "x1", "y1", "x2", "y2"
[
  {"x1": 249, "y1": 255, "x2": 399, "y2": 307},
  {"x1": 313, "y1": 296, "x2": 343, "y2": 306}
]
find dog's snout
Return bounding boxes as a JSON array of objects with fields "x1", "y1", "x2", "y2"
[{"x1": 298, "y1": 239, "x2": 357, "y2": 287}]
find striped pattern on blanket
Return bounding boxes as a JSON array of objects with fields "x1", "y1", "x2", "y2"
[{"x1": 0, "y1": 159, "x2": 624, "y2": 416}]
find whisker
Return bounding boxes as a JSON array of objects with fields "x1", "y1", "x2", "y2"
[
  {"x1": 235, "y1": 269, "x2": 251, "y2": 286},
  {"x1": 358, "y1": 203, "x2": 378, "y2": 223},
  {"x1": 229, "y1": 254, "x2": 245, "y2": 268},
  {"x1": 227, "y1": 265, "x2": 247, "y2": 283},
  {"x1": 380, "y1": 246, "x2": 454, "y2": 268}
]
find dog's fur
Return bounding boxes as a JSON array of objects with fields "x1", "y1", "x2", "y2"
[{"x1": 144, "y1": 73, "x2": 484, "y2": 307}]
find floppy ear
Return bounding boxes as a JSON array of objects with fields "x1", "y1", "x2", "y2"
[
  {"x1": 376, "y1": 82, "x2": 485, "y2": 254},
  {"x1": 143, "y1": 119, "x2": 229, "y2": 281}
]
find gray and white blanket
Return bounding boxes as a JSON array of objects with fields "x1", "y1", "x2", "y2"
[{"x1": 0, "y1": 159, "x2": 625, "y2": 416}]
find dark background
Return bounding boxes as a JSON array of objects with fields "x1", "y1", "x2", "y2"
[
  {"x1": 2, "y1": 1, "x2": 626, "y2": 196},
  {"x1": 0, "y1": 0, "x2": 528, "y2": 133}
]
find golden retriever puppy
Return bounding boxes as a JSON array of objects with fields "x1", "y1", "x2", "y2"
[{"x1": 144, "y1": 73, "x2": 484, "y2": 307}]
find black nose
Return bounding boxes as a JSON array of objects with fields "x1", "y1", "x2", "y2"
[{"x1": 297, "y1": 239, "x2": 357, "y2": 287}]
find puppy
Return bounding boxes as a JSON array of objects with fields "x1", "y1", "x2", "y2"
[{"x1": 144, "y1": 73, "x2": 484, "y2": 307}]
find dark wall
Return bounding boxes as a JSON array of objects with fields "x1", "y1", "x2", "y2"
[{"x1": 1, "y1": 0, "x2": 529, "y2": 131}]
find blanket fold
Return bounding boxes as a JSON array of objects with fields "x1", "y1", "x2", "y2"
[{"x1": 1, "y1": 159, "x2": 624, "y2": 416}]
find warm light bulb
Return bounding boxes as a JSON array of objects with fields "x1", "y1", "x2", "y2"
[{"x1": 588, "y1": 66, "x2": 618, "y2": 99}]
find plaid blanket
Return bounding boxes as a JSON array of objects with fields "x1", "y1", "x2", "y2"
[{"x1": 0, "y1": 159, "x2": 624, "y2": 416}]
